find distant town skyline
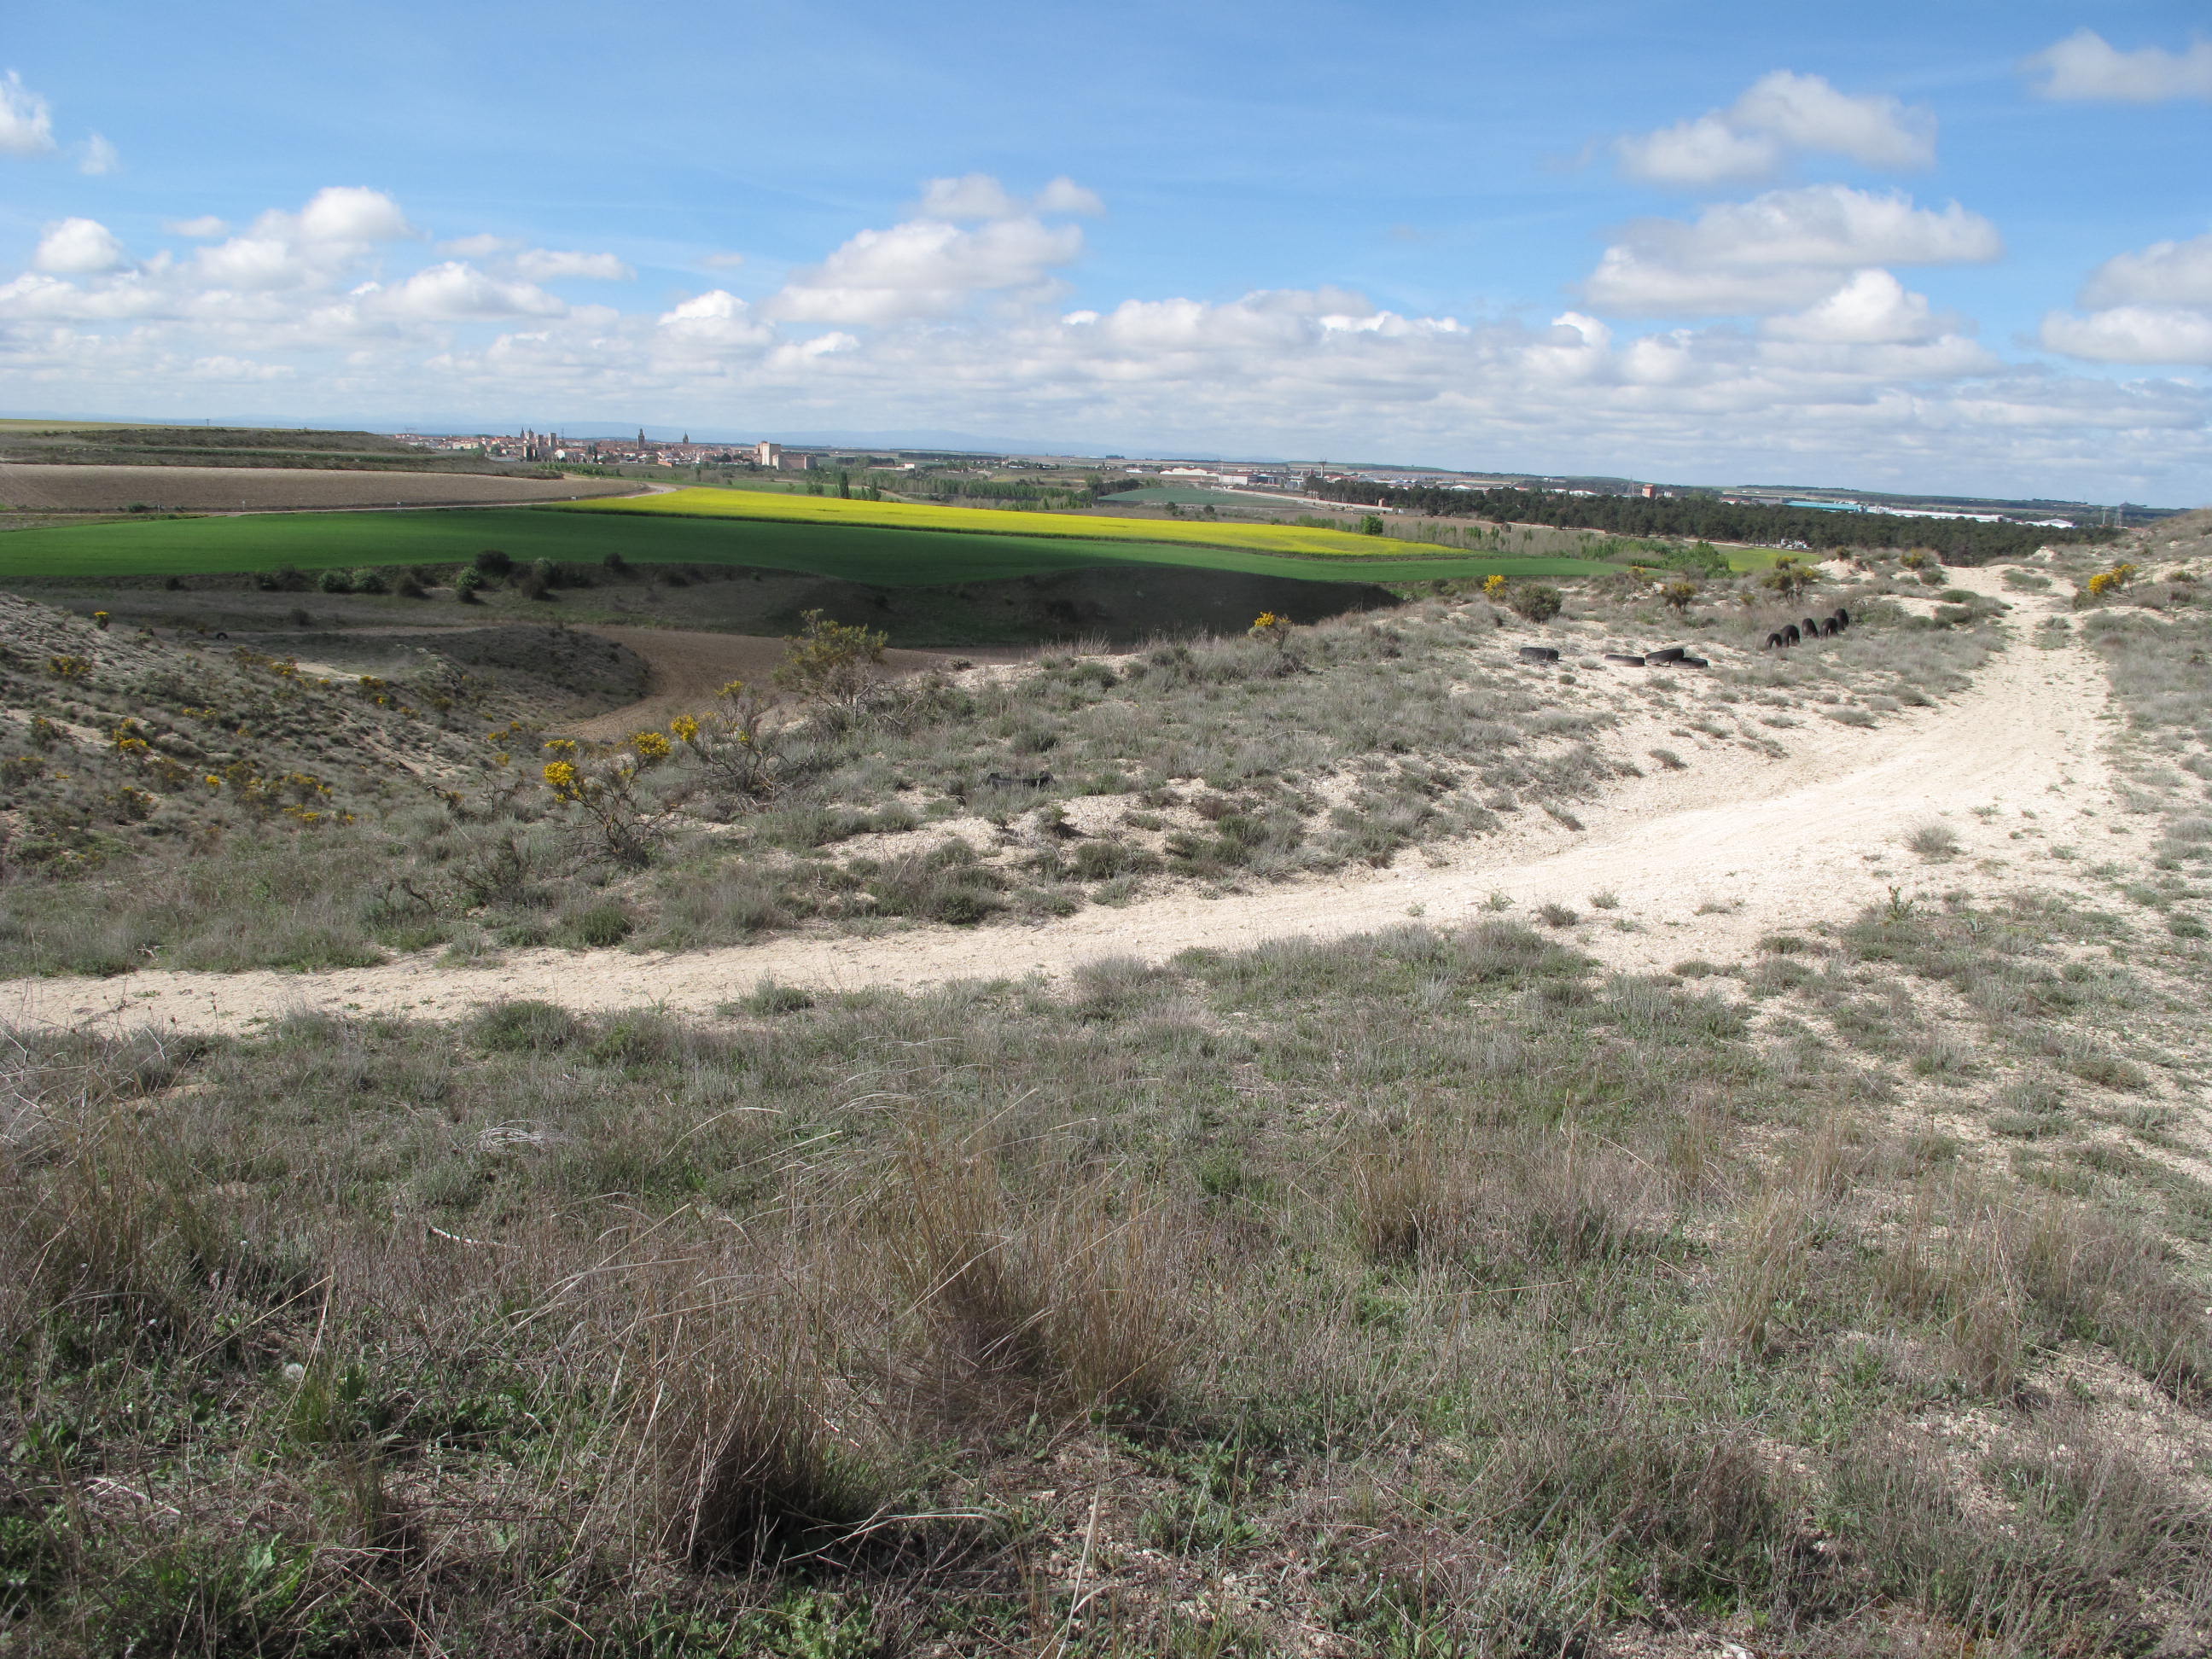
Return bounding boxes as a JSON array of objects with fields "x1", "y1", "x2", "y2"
[{"x1": 3, "y1": 1, "x2": 2208, "y2": 502}]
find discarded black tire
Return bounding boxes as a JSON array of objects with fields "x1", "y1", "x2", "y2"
[
  {"x1": 1833, "y1": 607, "x2": 1850, "y2": 629},
  {"x1": 1679, "y1": 655, "x2": 1709, "y2": 667},
  {"x1": 1783, "y1": 624, "x2": 1802, "y2": 645},
  {"x1": 1821, "y1": 618, "x2": 1839, "y2": 637},
  {"x1": 1764, "y1": 632, "x2": 1784, "y2": 650},
  {"x1": 1604, "y1": 652, "x2": 1646, "y2": 666},
  {"x1": 1646, "y1": 646, "x2": 1687, "y2": 664},
  {"x1": 1517, "y1": 645, "x2": 1560, "y2": 663}
]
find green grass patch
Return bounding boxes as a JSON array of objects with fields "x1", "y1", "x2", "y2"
[{"x1": 0, "y1": 506, "x2": 1606, "y2": 587}]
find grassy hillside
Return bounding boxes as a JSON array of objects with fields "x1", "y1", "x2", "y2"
[
  {"x1": 9, "y1": 563, "x2": 2212, "y2": 1654},
  {"x1": 0, "y1": 506, "x2": 1607, "y2": 585},
  {"x1": 0, "y1": 562, "x2": 2000, "y2": 976}
]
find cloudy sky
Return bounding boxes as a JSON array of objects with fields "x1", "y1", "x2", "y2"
[{"x1": 4, "y1": 2, "x2": 2209, "y2": 501}]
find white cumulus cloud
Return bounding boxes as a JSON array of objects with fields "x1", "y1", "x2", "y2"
[
  {"x1": 295, "y1": 184, "x2": 416, "y2": 242},
  {"x1": 1762, "y1": 270, "x2": 1956, "y2": 344},
  {"x1": 164, "y1": 216, "x2": 229, "y2": 238},
  {"x1": 33, "y1": 217, "x2": 128, "y2": 275},
  {"x1": 1034, "y1": 176, "x2": 1106, "y2": 216},
  {"x1": 656, "y1": 288, "x2": 773, "y2": 348},
  {"x1": 768, "y1": 212, "x2": 1084, "y2": 323},
  {"x1": 1617, "y1": 115, "x2": 1781, "y2": 189},
  {"x1": 2026, "y1": 30, "x2": 2212, "y2": 102},
  {"x1": 2080, "y1": 230, "x2": 2212, "y2": 307},
  {"x1": 361, "y1": 262, "x2": 566, "y2": 321},
  {"x1": 2043, "y1": 229, "x2": 2212, "y2": 367},
  {"x1": 1584, "y1": 186, "x2": 2001, "y2": 316},
  {"x1": 0, "y1": 71, "x2": 55, "y2": 157},
  {"x1": 189, "y1": 186, "x2": 418, "y2": 290},
  {"x1": 78, "y1": 132, "x2": 118, "y2": 175},
  {"x1": 1615, "y1": 71, "x2": 1936, "y2": 186},
  {"x1": 2041, "y1": 306, "x2": 2212, "y2": 365}
]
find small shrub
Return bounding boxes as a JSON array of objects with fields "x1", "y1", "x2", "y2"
[
  {"x1": 742, "y1": 979, "x2": 814, "y2": 1014},
  {"x1": 1908, "y1": 822, "x2": 1960, "y2": 859},
  {"x1": 1536, "y1": 902, "x2": 1579, "y2": 928},
  {"x1": 775, "y1": 609, "x2": 888, "y2": 715},
  {"x1": 556, "y1": 901, "x2": 633, "y2": 948},
  {"x1": 1072, "y1": 840, "x2": 1160, "y2": 882},
  {"x1": 1508, "y1": 584, "x2": 1563, "y2": 623},
  {"x1": 471, "y1": 999, "x2": 581, "y2": 1051}
]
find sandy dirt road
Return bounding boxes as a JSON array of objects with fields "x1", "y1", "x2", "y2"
[{"x1": 4, "y1": 569, "x2": 2124, "y2": 1035}]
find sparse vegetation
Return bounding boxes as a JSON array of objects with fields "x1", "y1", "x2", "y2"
[
  {"x1": 3, "y1": 491, "x2": 2209, "y2": 1656},
  {"x1": 5, "y1": 911, "x2": 2206, "y2": 1654}
]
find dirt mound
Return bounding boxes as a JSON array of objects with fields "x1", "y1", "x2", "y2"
[
  {"x1": 222, "y1": 625, "x2": 653, "y2": 714},
  {"x1": 421, "y1": 626, "x2": 650, "y2": 704},
  {"x1": 562, "y1": 626, "x2": 983, "y2": 740},
  {"x1": 2129, "y1": 508, "x2": 2212, "y2": 559},
  {"x1": 0, "y1": 591, "x2": 519, "y2": 872},
  {"x1": 0, "y1": 464, "x2": 636, "y2": 513}
]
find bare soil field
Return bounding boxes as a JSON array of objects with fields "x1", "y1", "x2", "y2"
[{"x1": 0, "y1": 463, "x2": 639, "y2": 513}]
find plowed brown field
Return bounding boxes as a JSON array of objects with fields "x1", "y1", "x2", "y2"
[{"x1": 0, "y1": 464, "x2": 640, "y2": 513}]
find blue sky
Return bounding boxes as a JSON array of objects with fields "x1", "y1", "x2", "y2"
[{"x1": 3, "y1": 1, "x2": 2209, "y2": 500}]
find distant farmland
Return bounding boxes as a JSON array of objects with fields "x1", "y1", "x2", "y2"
[
  {"x1": 0, "y1": 464, "x2": 637, "y2": 514},
  {"x1": 564, "y1": 484, "x2": 1487, "y2": 561},
  {"x1": 0, "y1": 505, "x2": 1610, "y2": 585}
]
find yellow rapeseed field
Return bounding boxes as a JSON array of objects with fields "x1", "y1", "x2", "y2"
[{"x1": 568, "y1": 486, "x2": 1460, "y2": 560}]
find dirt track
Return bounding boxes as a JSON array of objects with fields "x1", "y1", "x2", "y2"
[{"x1": 3, "y1": 568, "x2": 2125, "y2": 1034}]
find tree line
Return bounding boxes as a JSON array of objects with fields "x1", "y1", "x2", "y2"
[
  {"x1": 1300, "y1": 477, "x2": 2116, "y2": 564},
  {"x1": 920, "y1": 472, "x2": 1143, "y2": 510}
]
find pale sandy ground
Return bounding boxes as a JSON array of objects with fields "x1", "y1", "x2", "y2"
[{"x1": 3, "y1": 566, "x2": 2126, "y2": 1034}]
